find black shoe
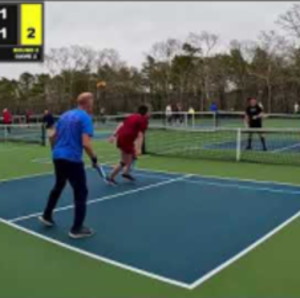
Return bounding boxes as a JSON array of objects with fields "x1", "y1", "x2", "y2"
[
  {"x1": 122, "y1": 173, "x2": 135, "y2": 181},
  {"x1": 245, "y1": 146, "x2": 252, "y2": 150},
  {"x1": 107, "y1": 177, "x2": 118, "y2": 186},
  {"x1": 263, "y1": 147, "x2": 267, "y2": 151},
  {"x1": 69, "y1": 227, "x2": 94, "y2": 239},
  {"x1": 38, "y1": 215, "x2": 55, "y2": 227}
]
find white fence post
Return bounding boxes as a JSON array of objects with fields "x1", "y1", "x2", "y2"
[{"x1": 236, "y1": 128, "x2": 241, "y2": 162}]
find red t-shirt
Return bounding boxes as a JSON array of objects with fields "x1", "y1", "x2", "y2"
[
  {"x1": 118, "y1": 114, "x2": 148, "y2": 143},
  {"x1": 3, "y1": 110, "x2": 12, "y2": 124}
]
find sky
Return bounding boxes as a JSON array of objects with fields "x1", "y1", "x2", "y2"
[{"x1": 0, "y1": 1, "x2": 297, "y2": 79}]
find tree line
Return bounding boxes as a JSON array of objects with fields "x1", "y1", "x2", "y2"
[{"x1": 1, "y1": 4, "x2": 300, "y2": 115}]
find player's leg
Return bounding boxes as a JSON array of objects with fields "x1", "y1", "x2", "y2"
[
  {"x1": 108, "y1": 155, "x2": 125, "y2": 183},
  {"x1": 246, "y1": 132, "x2": 253, "y2": 150},
  {"x1": 40, "y1": 159, "x2": 67, "y2": 225},
  {"x1": 7, "y1": 122, "x2": 11, "y2": 134},
  {"x1": 259, "y1": 133, "x2": 267, "y2": 151},
  {"x1": 121, "y1": 152, "x2": 135, "y2": 181},
  {"x1": 109, "y1": 150, "x2": 133, "y2": 181},
  {"x1": 108, "y1": 138, "x2": 134, "y2": 183},
  {"x1": 68, "y1": 161, "x2": 93, "y2": 238},
  {"x1": 130, "y1": 153, "x2": 137, "y2": 171}
]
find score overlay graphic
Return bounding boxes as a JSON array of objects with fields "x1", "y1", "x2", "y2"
[{"x1": 0, "y1": 2, "x2": 44, "y2": 62}]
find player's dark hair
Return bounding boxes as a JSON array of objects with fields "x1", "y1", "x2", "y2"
[{"x1": 138, "y1": 105, "x2": 149, "y2": 115}]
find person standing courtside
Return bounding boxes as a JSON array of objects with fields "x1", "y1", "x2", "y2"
[
  {"x1": 244, "y1": 97, "x2": 267, "y2": 151},
  {"x1": 43, "y1": 109, "x2": 55, "y2": 144},
  {"x1": 2, "y1": 108, "x2": 12, "y2": 133},
  {"x1": 39, "y1": 92, "x2": 99, "y2": 239}
]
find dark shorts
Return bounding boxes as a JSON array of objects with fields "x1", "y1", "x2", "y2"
[{"x1": 249, "y1": 122, "x2": 262, "y2": 128}]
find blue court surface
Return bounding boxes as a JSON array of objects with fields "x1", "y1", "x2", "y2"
[{"x1": 1, "y1": 167, "x2": 300, "y2": 288}]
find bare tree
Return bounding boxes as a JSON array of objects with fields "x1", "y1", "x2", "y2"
[
  {"x1": 186, "y1": 31, "x2": 219, "y2": 110},
  {"x1": 247, "y1": 31, "x2": 289, "y2": 112},
  {"x1": 277, "y1": 4, "x2": 300, "y2": 40}
]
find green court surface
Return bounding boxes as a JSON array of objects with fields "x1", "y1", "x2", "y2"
[{"x1": 1, "y1": 140, "x2": 300, "y2": 298}]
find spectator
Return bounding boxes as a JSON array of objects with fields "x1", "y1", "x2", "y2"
[
  {"x1": 188, "y1": 106, "x2": 195, "y2": 125},
  {"x1": 176, "y1": 103, "x2": 184, "y2": 125},
  {"x1": 294, "y1": 102, "x2": 299, "y2": 114},
  {"x1": 210, "y1": 102, "x2": 218, "y2": 113},
  {"x1": 43, "y1": 109, "x2": 55, "y2": 144},
  {"x1": 165, "y1": 104, "x2": 172, "y2": 125},
  {"x1": 2, "y1": 108, "x2": 12, "y2": 133},
  {"x1": 26, "y1": 109, "x2": 32, "y2": 124}
]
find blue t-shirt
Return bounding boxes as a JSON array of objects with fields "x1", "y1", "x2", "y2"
[
  {"x1": 210, "y1": 103, "x2": 218, "y2": 112},
  {"x1": 53, "y1": 109, "x2": 93, "y2": 163}
]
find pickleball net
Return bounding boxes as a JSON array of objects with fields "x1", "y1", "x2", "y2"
[
  {"x1": 144, "y1": 126, "x2": 300, "y2": 166},
  {"x1": 215, "y1": 112, "x2": 300, "y2": 128},
  {"x1": 0, "y1": 123, "x2": 46, "y2": 145},
  {"x1": 99, "y1": 111, "x2": 299, "y2": 129}
]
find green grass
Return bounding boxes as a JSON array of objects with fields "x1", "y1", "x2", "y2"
[{"x1": 1, "y1": 141, "x2": 300, "y2": 297}]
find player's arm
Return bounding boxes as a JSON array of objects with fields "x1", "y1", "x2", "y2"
[
  {"x1": 82, "y1": 134, "x2": 97, "y2": 165},
  {"x1": 244, "y1": 113, "x2": 249, "y2": 127},
  {"x1": 108, "y1": 122, "x2": 124, "y2": 143},
  {"x1": 49, "y1": 128, "x2": 57, "y2": 149},
  {"x1": 255, "y1": 111, "x2": 264, "y2": 119},
  {"x1": 253, "y1": 107, "x2": 264, "y2": 120},
  {"x1": 82, "y1": 117, "x2": 98, "y2": 166},
  {"x1": 135, "y1": 132, "x2": 145, "y2": 156},
  {"x1": 113, "y1": 122, "x2": 123, "y2": 137},
  {"x1": 135, "y1": 118, "x2": 148, "y2": 156}
]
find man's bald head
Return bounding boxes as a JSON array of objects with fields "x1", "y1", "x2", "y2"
[{"x1": 77, "y1": 92, "x2": 94, "y2": 114}]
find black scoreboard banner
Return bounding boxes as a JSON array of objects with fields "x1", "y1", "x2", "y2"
[{"x1": 0, "y1": 2, "x2": 44, "y2": 62}]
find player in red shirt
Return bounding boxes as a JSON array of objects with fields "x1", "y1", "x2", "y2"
[{"x1": 108, "y1": 105, "x2": 149, "y2": 184}]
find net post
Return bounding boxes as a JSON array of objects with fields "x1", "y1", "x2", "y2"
[
  {"x1": 142, "y1": 133, "x2": 146, "y2": 155},
  {"x1": 236, "y1": 128, "x2": 241, "y2": 162},
  {"x1": 192, "y1": 113, "x2": 195, "y2": 128},
  {"x1": 4, "y1": 125, "x2": 7, "y2": 142},
  {"x1": 4, "y1": 124, "x2": 8, "y2": 142},
  {"x1": 213, "y1": 112, "x2": 217, "y2": 128}
]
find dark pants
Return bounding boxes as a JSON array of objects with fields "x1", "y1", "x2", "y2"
[
  {"x1": 43, "y1": 159, "x2": 88, "y2": 231},
  {"x1": 4, "y1": 122, "x2": 12, "y2": 133},
  {"x1": 247, "y1": 125, "x2": 267, "y2": 151}
]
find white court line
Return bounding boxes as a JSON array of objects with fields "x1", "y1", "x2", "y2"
[
  {"x1": 189, "y1": 209, "x2": 300, "y2": 289},
  {"x1": 31, "y1": 157, "x2": 52, "y2": 164},
  {"x1": 272, "y1": 142, "x2": 300, "y2": 153},
  {"x1": 10, "y1": 171, "x2": 300, "y2": 224},
  {"x1": 135, "y1": 167, "x2": 300, "y2": 188},
  {"x1": 9, "y1": 174, "x2": 192, "y2": 223},
  {"x1": 182, "y1": 179, "x2": 300, "y2": 195},
  {"x1": 0, "y1": 153, "x2": 153, "y2": 184},
  {"x1": 2, "y1": 168, "x2": 300, "y2": 290},
  {"x1": 2, "y1": 164, "x2": 300, "y2": 188},
  {"x1": 0, "y1": 217, "x2": 190, "y2": 290},
  {"x1": 31, "y1": 155, "x2": 120, "y2": 165}
]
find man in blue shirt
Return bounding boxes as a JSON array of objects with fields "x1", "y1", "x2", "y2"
[
  {"x1": 43, "y1": 109, "x2": 55, "y2": 129},
  {"x1": 210, "y1": 101, "x2": 218, "y2": 112},
  {"x1": 39, "y1": 92, "x2": 98, "y2": 239}
]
